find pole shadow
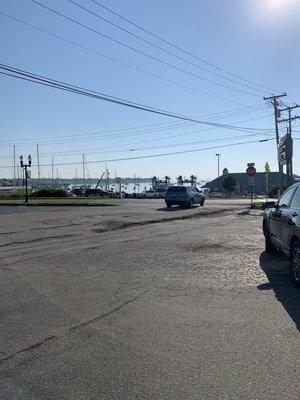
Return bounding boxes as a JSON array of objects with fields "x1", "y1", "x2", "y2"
[{"x1": 258, "y1": 251, "x2": 300, "y2": 331}]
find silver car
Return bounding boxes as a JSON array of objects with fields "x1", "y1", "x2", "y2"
[
  {"x1": 142, "y1": 189, "x2": 159, "y2": 199},
  {"x1": 263, "y1": 182, "x2": 300, "y2": 286}
]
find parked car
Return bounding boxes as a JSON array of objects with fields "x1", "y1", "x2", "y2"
[
  {"x1": 121, "y1": 191, "x2": 130, "y2": 198},
  {"x1": 263, "y1": 182, "x2": 300, "y2": 286},
  {"x1": 165, "y1": 186, "x2": 205, "y2": 208},
  {"x1": 142, "y1": 189, "x2": 160, "y2": 199},
  {"x1": 156, "y1": 190, "x2": 167, "y2": 199}
]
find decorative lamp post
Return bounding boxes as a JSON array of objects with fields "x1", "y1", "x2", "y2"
[{"x1": 20, "y1": 155, "x2": 32, "y2": 204}]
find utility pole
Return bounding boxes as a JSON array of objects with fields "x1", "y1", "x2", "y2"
[
  {"x1": 105, "y1": 162, "x2": 109, "y2": 191},
  {"x1": 215, "y1": 153, "x2": 221, "y2": 193},
  {"x1": 51, "y1": 158, "x2": 54, "y2": 183},
  {"x1": 278, "y1": 104, "x2": 300, "y2": 186},
  {"x1": 75, "y1": 169, "x2": 78, "y2": 186},
  {"x1": 107, "y1": 167, "x2": 110, "y2": 191},
  {"x1": 263, "y1": 93, "x2": 287, "y2": 195},
  {"x1": 13, "y1": 145, "x2": 16, "y2": 185},
  {"x1": 82, "y1": 153, "x2": 85, "y2": 185},
  {"x1": 36, "y1": 144, "x2": 41, "y2": 180}
]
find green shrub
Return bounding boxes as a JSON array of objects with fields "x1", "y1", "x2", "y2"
[
  {"x1": 15, "y1": 188, "x2": 26, "y2": 198},
  {"x1": 222, "y1": 176, "x2": 236, "y2": 193},
  {"x1": 0, "y1": 188, "x2": 25, "y2": 199},
  {"x1": 31, "y1": 188, "x2": 68, "y2": 198}
]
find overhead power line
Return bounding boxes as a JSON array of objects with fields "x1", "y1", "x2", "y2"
[
  {"x1": 1, "y1": 133, "x2": 268, "y2": 161},
  {"x1": 0, "y1": 64, "x2": 271, "y2": 132},
  {"x1": 89, "y1": 0, "x2": 280, "y2": 94},
  {"x1": 29, "y1": 0, "x2": 261, "y2": 97},
  {"x1": 0, "y1": 11, "x2": 250, "y2": 107},
  {"x1": 0, "y1": 138, "x2": 274, "y2": 169},
  {"x1": 2, "y1": 124, "x2": 272, "y2": 160},
  {"x1": 67, "y1": 0, "x2": 267, "y2": 95},
  {"x1": 0, "y1": 105, "x2": 268, "y2": 146},
  {"x1": 1, "y1": 113, "x2": 273, "y2": 163},
  {"x1": 46, "y1": 132, "x2": 274, "y2": 157}
]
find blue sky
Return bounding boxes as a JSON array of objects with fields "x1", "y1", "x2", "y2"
[{"x1": 1, "y1": 0, "x2": 300, "y2": 181}]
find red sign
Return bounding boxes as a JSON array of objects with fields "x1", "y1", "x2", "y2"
[{"x1": 246, "y1": 166, "x2": 256, "y2": 177}]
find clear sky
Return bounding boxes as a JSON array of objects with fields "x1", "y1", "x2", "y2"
[{"x1": 1, "y1": 0, "x2": 300, "y2": 181}]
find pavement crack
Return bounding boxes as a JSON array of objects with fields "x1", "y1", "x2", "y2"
[
  {"x1": 67, "y1": 289, "x2": 149, "y2": 333},
  {"x1": 33, "y1": 222, "x2": 90, "y2": 231},
  {"x1": 92, "y1": 208, "x2": 245, "y2": 234},
  {"x1": 0, "y1": 335, "x2": 56, "y2": 364},
  {"x1": 0, "y1": 291, "x2": 148, "y2": 365},
  {"x1": 0, "y1": 234, "x2": 76, "y2": 249}
]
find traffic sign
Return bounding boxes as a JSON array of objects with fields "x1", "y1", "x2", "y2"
[
  {"x1": 248, "y1": 176, "x2": 255, "y2": 186},
  {"x1": 246, "y1": 166, "x2": 256, "y2": 177}
]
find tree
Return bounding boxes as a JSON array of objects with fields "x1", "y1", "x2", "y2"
[
  {"x1": 177, "y1": 175, "x2": 183, "y2": 185},
  {"x1": 164, "y1": 176, "x2": 170, "y2": 185},
  {"x1": 151, "y1": 176, "x2": 158, "y2": 188},
  {"x1": 190, "y1": 175, "x2": 197, "y2": 186},
  {"x1": 264, "y1": 162, "x2": 270, "y2": 194},
  {"x1": 222, "y1": 176, "x2": 236, "y2": 194}
]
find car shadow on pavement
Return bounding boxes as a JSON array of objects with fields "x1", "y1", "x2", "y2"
[
  {"x1": 258, "y1": 251, "x2": 300, "y2": 331},
  {"x1": 156, "y1": 206, "x2": 186, "y2": 212}
]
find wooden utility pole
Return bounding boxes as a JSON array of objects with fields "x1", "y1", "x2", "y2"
[
  {"x1": 51, "y1": 158, "x2": 54, "y2": 182},
  {"x1": 263, "y1": 93, "x2": 287, "y2": 194},
  {"x1": 82, "y1": 153, "x2": 85, "y2": 185},
  {"x1": 36, "y1": 144, "x2": 41, "y2": 180},
  {"x1": 13, "y1": 145, "x2": 16, "y2": 185}
]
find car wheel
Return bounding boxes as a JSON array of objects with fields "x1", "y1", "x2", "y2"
[
  {"x1": 264, "y1": 226, "x2": 277, "y2": 254},
  {"x1": 291, "y1": 240, "x2": 300, "y2": 286},
  {"x1": 153, "y1": 195, "x2": 157, "y2": 199},
  {"x1": 166, "y1": 202, "x2": 172, "y2": 208},
  {"x1": 187, "y1": 198, "x2": 194, "y2": 209},
  {"x1": 142, "y1": 195, "x2": 146, "y2": 199}
]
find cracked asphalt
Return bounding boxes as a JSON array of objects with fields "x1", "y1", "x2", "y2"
[{"x1": 0, "y1": 199, "x2": 299, "y2": 399}]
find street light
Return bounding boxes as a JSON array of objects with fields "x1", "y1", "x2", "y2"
[
  {"x1": 215, "y1": 153, "x2": 221, "y2": 193},
  {"x1": 20, "y1": 155, "x2": 32, "y2": 204}
]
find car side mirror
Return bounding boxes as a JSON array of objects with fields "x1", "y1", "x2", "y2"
[{"x1": 265, "y1": 201, "x2": 277, "y2": 209}]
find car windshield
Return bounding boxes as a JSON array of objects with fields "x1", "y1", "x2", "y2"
[
  {"x1": 167, "y1": 186, "x2": 186, "y2": 192},
  {"x1": 278, "y1": 187, "x2": 295, "y2": 207}
]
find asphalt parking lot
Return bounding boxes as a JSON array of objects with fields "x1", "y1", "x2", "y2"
[{"x1": 0, "y1": 199, "x2": 299, "y2": 399}]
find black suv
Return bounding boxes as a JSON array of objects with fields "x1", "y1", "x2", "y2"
[
  {"x1": 165, "y1": 186, "x2": 205, "y2": 209},
  {"x1": 263, "y1": 182, "x2": 300, "y2": 285}
]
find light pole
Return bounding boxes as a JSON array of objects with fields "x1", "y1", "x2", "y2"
[
  {"x1": 20, "y1": 155, "x2": 32, "y2": 203},
  {"x1": 215, "y1": 153, "x2": 221, "y2": 193}
]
